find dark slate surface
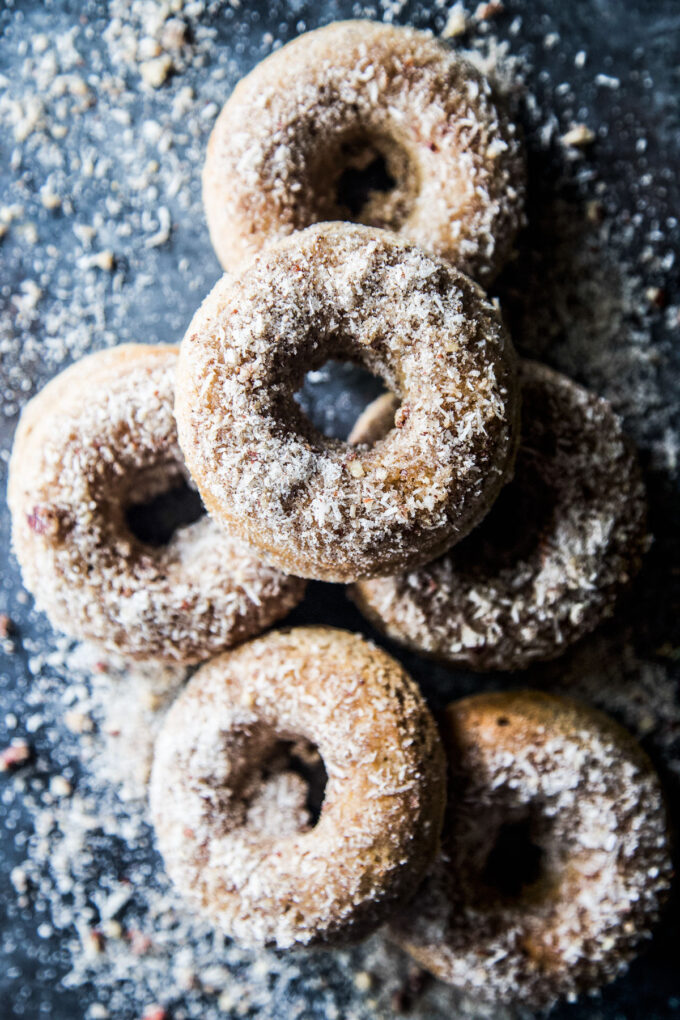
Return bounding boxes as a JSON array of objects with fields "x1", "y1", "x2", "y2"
[{"x1": 0, "y1": 1, "x2": 679, "y2": 1017}]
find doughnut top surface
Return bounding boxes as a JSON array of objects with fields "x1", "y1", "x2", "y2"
[
  {"x1": 176, "y1": 223, "x2": 519, "y2": 582},
  {"x1": 350, "y1": 361, "x2": 648, "y2": 668},
  {"x1": 150, "y1": 625, "x2": 446, "y2": 947},
  {"x1": 8, "y1": 344, "x2": 306, "y2": 662},
  {"x1": 389, "y1": 690, "x2": 672, "y2": 1009},
  {"x1": 203, "y1": 19, "x2": 525, "y2": 284}
]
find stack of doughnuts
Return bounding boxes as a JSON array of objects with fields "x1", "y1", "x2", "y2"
[{"x1": 8, "y1": 20, "x2": 672, "y2": 1013}]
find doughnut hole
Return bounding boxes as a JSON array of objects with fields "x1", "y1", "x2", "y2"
[
  {"x1": 309, "y1": 130, "x2": 418, "y2": 232},
  {"x1": 452, "y1": 453, "x2": 557, "y2": 575},
  {"x1": 122, "y1": 461, "x2": 205, "y2": 548},
  {"x1": 336, "y1": 149, "x2": 395, "y2": 216},
  {"x1": 333, "y1": 133, "x2": 408, "y2": 225},
  {"x1": 211, "y1": 727, "x2": 329, "y2": 839},
  {"x1": 247, "y1": 736, "x2": 328, "y2": 833},
  {"x1": 294, "y1": 359, "x2": 393, "y2": 442},
  {"x1": 452, "y1": 797, "x2": 559, "y2": 912},
  {"x1": 481, "y1": 812, "x2": 548, "y2": 900}
]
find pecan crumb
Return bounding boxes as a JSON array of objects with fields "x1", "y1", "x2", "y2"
[
  {"x1": 561, "y1": 124, "x2": 596, "y2": 147},
  {"x1": 441, "y1": 4, "x2": 467, "y2": 39},
  {"x1": 0, "y1": 739, "x2": 32, "y2": 772},
  {"x1": 645, "y1": 286, "x2": 667, "y2": 309},
  {"x1": 139, "y1": 55, "x2": 173, "y2": 89},
  {"x1": 160, "y1": 17, "x2": 187, "y2": 51},
  {"x1": 354, "y1": 970, "x2": 373, "y2": 991},
  {"x1": 586, "y1": 200, "x2": 605, "y2": 224},
  {"x1": 128, "y1": 928, "x2": 153, "y2": 956},
  {"x1": 394, "y1": 405, "x2": 411, "y2": 429},
  {"x1": 84, "y1": 929, "x2": 105, "y2": 956},
  {"x1": 64, "y1": 709, "x2": 94, "y2": 734},
  {"x1": 141, "y1": 1007, "x2": 167, "y2": 1020},
  {"x1": 0, "y1": 613, "x2": 13, "y2": 638},
  {"x1": 475, "y1": 1, "x2": 504, "y2": 20},
  {"x1": 26, "y1": 505, "x2": 71, "y2": 538},
  {"x1": 49, "y1": 774, "x2": 73, "y2": 797}
]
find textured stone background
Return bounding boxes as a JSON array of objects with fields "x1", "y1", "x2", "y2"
[{"x1": 0, "y1": 1, "x2": 679, "y2": 1017}]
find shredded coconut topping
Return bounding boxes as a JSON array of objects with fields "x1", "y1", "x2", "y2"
[
  {"x1": 203, "y1": 20, "x2": 525, "y2": 286},
  {"x1": 389, "y1": 691, "x2": 672, "y2": 1010},
  {"x1": 176, "y1": 223, "x2": 519, "y2": 582},
  {"x1": 150, "y1": 626, "x2": 446, "y2": 948},
  {"x1": 8, "y1": 345, "x2": 306, "y2": 662},
  {"x1": 351, "y1": 361, "x2": 648, "y2": 669}
]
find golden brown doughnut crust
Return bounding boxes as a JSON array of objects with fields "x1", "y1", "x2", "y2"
[
  {"x1": 149, "y1": 626, "x2": 446, "y2": 948},
  {"x1": 203, "y1": 20, "x2": 525, "y2": 285},
  {"x1": 389, "y1": 691, "x2": 672, "y2": 1010},
  {"x1": 8, "y1": 345, "x2": 306, "y2": 663},
  {"x1": 176, "y1": 223, "x2": 519, "y2": 582},
  {"x1": 350, "y1": 362, "x2": 648, "y2": 669}
]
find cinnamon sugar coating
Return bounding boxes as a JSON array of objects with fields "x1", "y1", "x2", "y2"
[
  {"x1": 389, "y1": 691, "x2": 672, "y2": 1011},
  {"x1": 176, "y1": 223, "x2": 519, "y2": 582},
  {"x1": 350, "y1": 361, "x2": 648, "y2": 669},
  {"x1": 8, "y1": 345, "x2": 306, "y2": 663},
  {"x1": 149, "y1": 626, "x2": 446, "y2": 948},
  {"x1": 203, "y1": 20, "x2": 525, "y2": 285}
]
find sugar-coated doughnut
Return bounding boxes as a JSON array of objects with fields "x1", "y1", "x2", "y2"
[
  {"x1": 350, "y1": 361, "x2": 647, "y2": 669},
  {"x1": 203, "y1": 20, "x2": 525, "y2": 286},
  {"x1": 389, "y1": 691, "x2": 672, "y2": 1010},
  {"x1": 176, "y1": 223, "x2": 519, "y2": 583},
  {"x1": 8, "y1": 345, "x2": 306, "y2": 663},
  {"x1": 149, "y1": 626, "x2": 446, "y2": 948}
]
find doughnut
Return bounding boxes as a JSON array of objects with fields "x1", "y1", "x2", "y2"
[
  {"x1": 389, "y1": 690, "x2": 672, "y2": 1010},
  {"x1": 149, "y1": 626, "x2": 446, "y2": 948},
  {"x1": 203, "y1": 20, "x2": 525, "y2": 286},
  {"x1": 176, "y1": 222, "x2": 519, "y2": 583},
  {"x1": 350, "y1": 361, "x2": 647, "y2": 669},
  {"x1": 347, "y1": 390, "x2": 398, "y2": 448},
  {"x1": 8, "y1": 345, "x2": 306, "y2": 663}
]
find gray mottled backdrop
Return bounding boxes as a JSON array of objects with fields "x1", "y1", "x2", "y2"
[{"x1": 1, "y1": 1, "x2": 679, "y2": 1018}]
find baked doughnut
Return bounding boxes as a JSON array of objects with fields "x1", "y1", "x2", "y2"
[
  {"x1": 350, "y1": 361, "x2": 647, "y2": 669},
  {"x1": 347, "y1": 390, "x2": 398, "y2": 447},
  {"x1": 176, "y1": 223, "x2": 519, "y2": 583},
  {"x1": 203, "y1": 20, "x2": 525, "y2": 285},
  {"x1": 149, "y1": 626, "x2": 446, "y2": 948},
  {"x1": 389, "y1": 691, "x2": 672, "y2": 1010},
  {"x1": 8, "y1": 345, "x2": 306, "y2": 663}
]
